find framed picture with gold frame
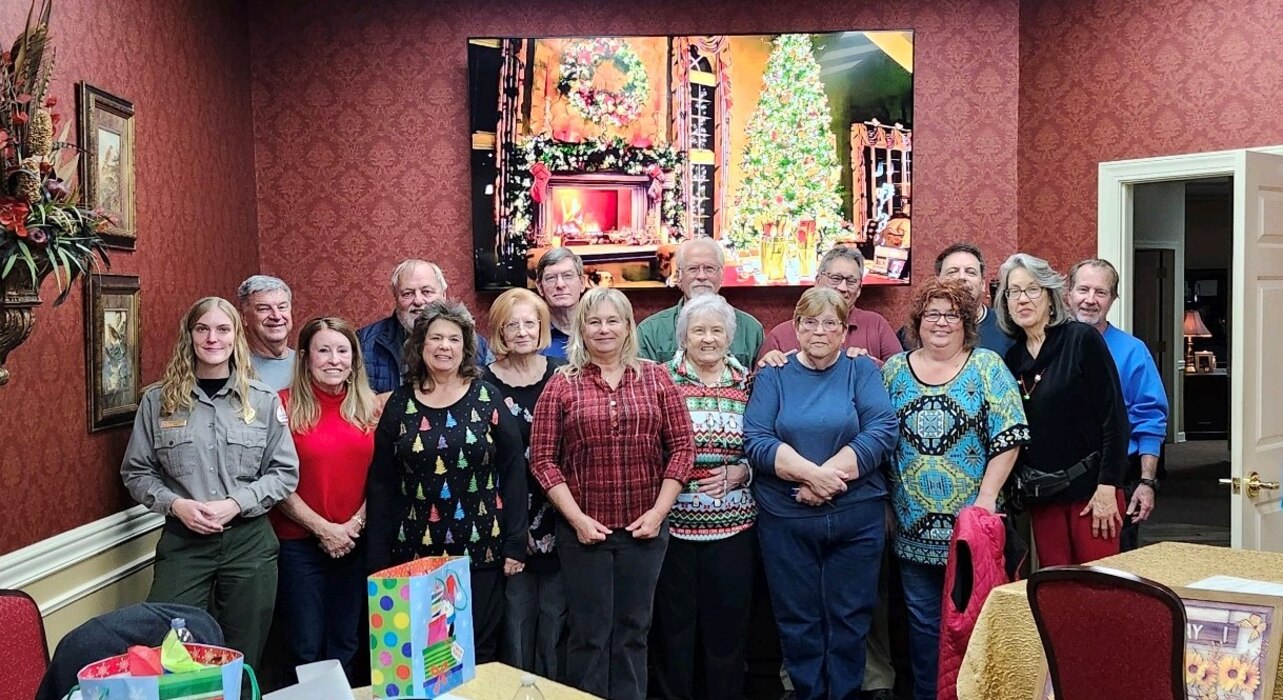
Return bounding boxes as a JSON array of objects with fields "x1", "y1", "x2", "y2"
[
  {"x1": 77, "y1": 82, "x2": 136, "y2": 249},
  {"x1": 84, "y1": 274, "x2": 141, "y2": 432}
]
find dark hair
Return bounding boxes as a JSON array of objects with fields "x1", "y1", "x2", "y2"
[
  {"x1": 402, "y1": 300, "x2": 482, "y2": 390},
  {"x1": 906, "y1": 278, "x2": 980, "y2": 350},
  {"x1": 934, "y1": 243, "x2": 987, "y2": 277}
]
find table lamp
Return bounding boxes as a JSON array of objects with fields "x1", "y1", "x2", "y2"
[{"x1": 1183, "y1": 309, "x2": 1212, "y2": 372}]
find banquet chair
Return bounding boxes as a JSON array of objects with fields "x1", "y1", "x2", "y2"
[
  {"x1": 0, "y1": 589, "x2": 50, "y2": 700},
  {"x1": 1027, "y1": 565, "x2": 1187, "y2": 700}
]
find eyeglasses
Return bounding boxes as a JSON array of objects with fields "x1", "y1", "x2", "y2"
[
  {"x1": 503, "y1": 320, "x2": 538, "y2": 333},
  {"x1": 923, "y1": 311, "x2": 962, "y2": 325},
  {"x1": 682, "y1": 264, "x2": 721, "y2": 277},
  {"x1": 799, "y1": 317, "x2": 844, "y2": 333},
  {"x1": 541, "y1": 271, "x2": 581, "y2": 286},
  {"x1": 820, "y1": 272, "x2": 862, "y2": 288},
  {"x1": 1005, "y1": 286, "x2": 1044, "y2": 301}
]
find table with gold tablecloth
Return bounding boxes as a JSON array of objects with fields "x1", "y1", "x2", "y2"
[
  {"x1": 353, "y1": 662, "x2": 600, "y2": 699},
  {"x1": 957, "y1": 542, "x2": 1283, "y2": 700}
]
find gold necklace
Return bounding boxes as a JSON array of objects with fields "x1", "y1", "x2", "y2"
[{"x1": 1018, "y1": 372, "x2": 1043, "y2": 401}]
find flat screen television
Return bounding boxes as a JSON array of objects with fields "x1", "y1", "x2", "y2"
[{"x1": 469, "y1": 32, "x2": 914, "y2": 291}]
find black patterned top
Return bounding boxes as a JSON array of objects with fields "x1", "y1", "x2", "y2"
[
  {"x1": 365, "y1": 381, "x2": 528, "y2": 571},
  {"x1": 483, "y1": 357, "x2": 566, "y2": 574}
]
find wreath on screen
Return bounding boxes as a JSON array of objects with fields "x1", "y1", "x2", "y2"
[{"x1": 557, "y1": 38, "x2": 650, "y2": 127}]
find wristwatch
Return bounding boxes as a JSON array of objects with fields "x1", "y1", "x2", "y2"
[{"x1": 1138, "y1": 477, "x2": 1160, "y2": 492}]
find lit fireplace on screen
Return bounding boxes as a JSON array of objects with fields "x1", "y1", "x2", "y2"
[{"x1": 551, "y1": 187, "x2": 631, "y2": 236}]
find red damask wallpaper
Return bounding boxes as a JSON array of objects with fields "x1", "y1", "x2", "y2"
[
  {"x1": 248, "y1": 0, "x2": 1021, "y2": 337},
  {"x1": 1018, "y1": 0, "x2": 1283, "y2": 270},
  {"x1": 0, "y1": 0, "x2": 259, "y2": 554}
]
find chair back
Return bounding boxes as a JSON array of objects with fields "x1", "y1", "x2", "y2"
[
  {"x1": 0, "y1": 589, "x2": 49, "y2": 700},
  {"x1": 1028, "y1": 565, "x2": 1187, "y2": 700}
]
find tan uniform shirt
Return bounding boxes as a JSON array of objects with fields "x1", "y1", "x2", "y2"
[{"x1": 121, "y1": 375, "x2": 299, "y2": 518}]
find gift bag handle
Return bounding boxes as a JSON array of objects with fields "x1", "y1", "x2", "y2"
[{"x1": 62, "y1": 665, "x2": 259, "y2": 700}]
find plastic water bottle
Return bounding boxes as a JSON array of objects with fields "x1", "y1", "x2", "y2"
[
  {"x1": 511, "y1": 673, "x2": 545, "y2": 700},
  {"x1": 171, "y1": 617, "x2": 194, "y2": 643}
]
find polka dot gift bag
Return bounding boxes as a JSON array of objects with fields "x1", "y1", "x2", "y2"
[{"x1": 368, "y1": 556, "x2": 474, "y2": 698}]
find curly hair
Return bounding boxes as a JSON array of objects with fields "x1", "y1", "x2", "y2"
[
  {"x1": 906, "y1": 278, "x2": 980, "y2": 350},
  {"x1": 158, "y1": 297, "x2": 256, "y2": 422},
  {"x1": 402, "y1": 300, "x2": 482, "y2": 391}
]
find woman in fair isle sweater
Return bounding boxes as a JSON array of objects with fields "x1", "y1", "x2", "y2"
[{"x1": 652, "y1": 294, "x2": 757, "y2": 700}]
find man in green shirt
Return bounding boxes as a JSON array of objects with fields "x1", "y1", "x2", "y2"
[{"x1": 638, "y1": 237, "x2": 764, "y2": 368}]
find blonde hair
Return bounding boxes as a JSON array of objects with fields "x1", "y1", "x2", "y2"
[
  {"x1": 158, "y1": 297, "x2": 257, "y2": 422},
  {"x1": 488, "y1": 288, "x2": 551, "y2": 357},
  {"x1": 792, "y1": 286, "x2": 850, "y2": 326},
  {"x1": 287, "y1": 317, "x2": 378, "y2": 433},
  {"x1": 563, "y1": 287, "x2": 641, "y2": 377}
]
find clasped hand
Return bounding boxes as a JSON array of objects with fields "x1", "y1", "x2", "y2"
[{"x1": 172, "y1": 498, "x2": 241, "y2": 535}]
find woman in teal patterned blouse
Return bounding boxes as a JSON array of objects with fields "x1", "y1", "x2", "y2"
[
  {"x1": 653, "y1": 294, "x2": 756, "y2": 700},
  {"x1": 881, "y1": 279, "x2": 1029, "y2": 700},
  {"x1": 365, "y1": 300, "x2": 528, "y2": 664}
]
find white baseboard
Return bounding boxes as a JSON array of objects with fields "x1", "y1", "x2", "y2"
[{"x1": 0, "y1": 505, "x2": 163, "y2": 594}]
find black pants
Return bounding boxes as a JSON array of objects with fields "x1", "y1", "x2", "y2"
[
  {"x1": 652, "y1": 529, "x2": 755, "y2": 700},
  {"x1": 558, "y1": 521, "x2": 669, "y2": 700},
  {"x1": 471, "y1": 567, "x2": 506, "y2": 664}
]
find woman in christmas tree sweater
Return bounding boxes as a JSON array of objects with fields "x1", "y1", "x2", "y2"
[{"x1": 365, "y1": 300, "x2": 528, "y2": 664}]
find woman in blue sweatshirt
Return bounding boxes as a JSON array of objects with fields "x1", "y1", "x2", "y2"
[{"x1": 744, "y1": 286, "x2": 900, "y2": 700}]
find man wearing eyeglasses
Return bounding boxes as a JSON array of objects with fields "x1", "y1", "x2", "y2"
[
  {"x1": 756, "y1": 246, "x2": 901, "y2": 367},
  {"x1": 534, "y1": 247, "x2": 587, "y2": 359},
  {"x1": 1067, "y1": 258, "x2": 1168, "y2": 552},
  {"x1": 357, "y1": 259, "x2": 493, "y2": 393},
  {"x1": 638, "y1": 237, "x2": 765, "y2": 368}
]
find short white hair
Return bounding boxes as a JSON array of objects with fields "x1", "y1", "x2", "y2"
[
  {"x1": 676, "y1": 294, "x2": 737, "y2": 349},
  {"x1": 674, "y1": 236, "x2": 725, "y2": 271},
  {"x1": 390, "y1": 259, "x2": 447, "y2": 296},
  {"x1": 236, "y1": 275, "x2": 291, "y2": 305}
]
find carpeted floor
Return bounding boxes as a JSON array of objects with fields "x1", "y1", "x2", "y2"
[{"x1": 1139, "y1": 439, "x2": 1230, "y2": 547}]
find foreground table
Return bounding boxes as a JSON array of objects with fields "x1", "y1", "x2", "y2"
[
  {"x1": 957, "y1": 541, "x2": 1283, "y2": 699},
  {"x1": 353, "y1": 662, "x2": 600, "y2": 699}
]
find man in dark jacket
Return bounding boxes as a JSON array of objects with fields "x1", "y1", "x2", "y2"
[{"x1": 358, "y1": 259, "x2": 492, "y2": 393}]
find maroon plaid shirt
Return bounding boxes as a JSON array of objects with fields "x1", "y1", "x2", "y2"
[{"x1": 531, "y1": 360, "x2": 696, "y2": 529}]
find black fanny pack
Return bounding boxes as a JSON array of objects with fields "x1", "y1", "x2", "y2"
[{"x1": 1016, "y1": 452, "x2": 1100, "y2": 503}]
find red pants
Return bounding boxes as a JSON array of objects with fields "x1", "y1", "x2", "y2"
[{"x1": 1029, "y1": 491, "x2": 1126, "y2": 566}]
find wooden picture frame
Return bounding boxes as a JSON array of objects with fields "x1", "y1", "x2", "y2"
[
  {"x1": 77, "y1": 82, "x2": 136, "y2": 249},
  {"x1": 1034, "y1": 588, "x2": 1283, "y2": 700},
  {"x1": 85, "y1": 274, "x2": 141, "y2": 432}
]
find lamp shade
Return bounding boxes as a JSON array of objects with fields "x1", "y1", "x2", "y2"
[{"x1": 1183, "y1": 309, "x2": 1212, "y2": 337}]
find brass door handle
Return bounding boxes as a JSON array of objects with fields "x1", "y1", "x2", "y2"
[
  {"x1": 1220, "y1": 473, "x2": 1281, "y2": 498},
  {"x1": 1247, "y1": 472, "x2": 1281, "y2": 499}
]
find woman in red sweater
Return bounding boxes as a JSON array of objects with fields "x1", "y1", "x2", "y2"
[{"x1": 269, "y1": 317, "x2": 379, "y2": 680}]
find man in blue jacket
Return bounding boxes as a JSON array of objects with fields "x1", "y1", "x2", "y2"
[
  {"x1": 1069, "y1": 258, "x2": 1169, "y2": 551},
  {"x1": 358, "y1": 259, "x2": 492, "y2": 394}
]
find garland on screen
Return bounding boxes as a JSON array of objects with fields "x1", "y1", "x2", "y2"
[
  {"x1": 728, "y1": 33, "x2": 845, "y2": 252},
  {"x1": 502, "y1": 135, "x2": 686, "y2": 253},
  {"x1": 557, "y1": 38, "x2": 651, "y2": 127}
]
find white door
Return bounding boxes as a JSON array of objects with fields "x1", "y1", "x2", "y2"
[{"x1": 1230, "y1": 150, "x2": 1283, "y2": 550}]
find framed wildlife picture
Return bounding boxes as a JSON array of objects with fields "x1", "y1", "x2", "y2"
[
  {"x1": 77, "y1": 82, "x2": 136, "y2": 249},
  {"x1": 85, "y1": 273, "x2": 141, "y2": 431}
]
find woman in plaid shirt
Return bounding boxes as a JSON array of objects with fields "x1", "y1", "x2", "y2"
[{"x1": 530, "y1": 287, "x2": 696, "y2": 700}]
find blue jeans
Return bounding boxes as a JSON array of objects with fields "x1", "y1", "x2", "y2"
[
  {"x1": 899, "y1": 559, "x2": 947, "y2": 700},
  {"x1": 757, "y1": 500, "x2": 884, "y2": 700},
  {"x1": 275, "y1": 537, "x2": 366, "y2": 679}
]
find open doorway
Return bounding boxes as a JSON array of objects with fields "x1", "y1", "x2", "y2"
[{"x1": 1130, "y1": 177, "x2": 1232, "y2": 547}]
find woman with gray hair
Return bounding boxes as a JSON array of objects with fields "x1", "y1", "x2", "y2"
[
  {"x1": 996, "y1": 253, "x2": 1129, "y2": 565},
  {"x1": 652, "y1": 294, "x2": 757, "y2": 700},
  {"x1": 364, "y1": 299, "x2": 528, "y2": 663}
]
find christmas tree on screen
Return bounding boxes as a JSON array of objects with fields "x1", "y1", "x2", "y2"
[{"x1": 729, "y1": 33, "x2": 844, "y2": 252}]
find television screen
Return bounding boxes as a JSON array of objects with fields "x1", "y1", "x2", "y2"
[{"x1": 469, "y1": 32, "x2": 914, "y2": 291}]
